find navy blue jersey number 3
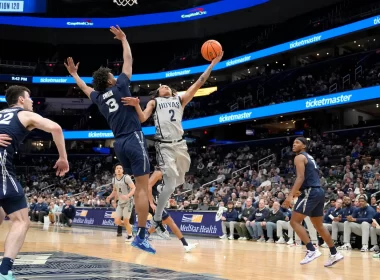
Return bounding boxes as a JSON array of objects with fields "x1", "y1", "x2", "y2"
[{"x1": 169, "y1": 109, "x2": 176, "y2": 122}]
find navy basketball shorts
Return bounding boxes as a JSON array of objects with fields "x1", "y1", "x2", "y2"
[
  {"x1": 294, "y1": 187, "x2": 324, "y2": 217},
  {"x1": 114, "y1": 131, "x2": 150, "y2": 177},
  {"x1": 148, "y1": 203, "x2": 170, "y2": 221},
  {"x1": 0, "y1": 175, "x2": 27, "y2": 215}
]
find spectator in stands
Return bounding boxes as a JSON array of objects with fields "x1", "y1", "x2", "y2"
[
  {"x1": 370, "y1": 205, "x2": 380, "y2": 254},
  {"x1": 220, "y1": 201, "x2": 238, "y2": 240},
  {"x1": 235, "y1": 198, "x2": 255, "y2": 240},
  {"x1": 261, "y1": 201, "x2": 285, "y2": 243},
  {"x1": 55, "y1": 201, "x2": 64, "y2": 225},
  {"x1": 28, "y1": 198, "x2": 36, "y2": 220},
  {"x1": 339, "y1": 196, "x2": 376, "y2": 251},
  {"x1": 60, "y1": 199, "x2": 76, "y2": 227},
  {"x1": 48, "y1": 202, "x2": 59, "y2": 224},
  {"x1": 32, "y1": 197, "x2": 49, "y2": 223},
  {"x1": 246, "y1": 199, "x2": 269, "y2": 242},
  {"x1": 276, "y1": 201, "x2": 294, "y2": 244},
  {"x1": 321, "y1": 199, "x2": 343, "y2": 248},
  {"x1": 199, "y1": 198, "x2": 210, "y2": 211}
]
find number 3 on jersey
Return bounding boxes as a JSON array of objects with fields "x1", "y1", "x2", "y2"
[
  {"x1": 169, "y1": 109, "x2": 176, "y2": 122},
  {"x1": 106, "y1": 98, "x2": 119, "y2": 113}
]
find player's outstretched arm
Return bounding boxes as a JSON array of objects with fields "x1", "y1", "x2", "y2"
[
  {"x1": 64, "y1": 57, "x2": 94, "y2": 98},
  {"x1": 110, "y1": 25, "x2": 132, "y2": 79},
  {"x1": 18, "y1": 111, "x2": 69, "y2": 176},
  {"x1": 121, "y1": 98, "x2": 155, "y2": 123},
  {"x1": 181, "y1": 52, "x2": 224, "y2": 107}
]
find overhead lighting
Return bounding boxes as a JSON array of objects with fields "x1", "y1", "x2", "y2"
[
  {"x1": 374, "y1": 39, "x2": 376, "y2": 41},
  {"x1": 276, "y1": 61, "x2": 278, "y2": 64},
  {"x1": 283, "y1": 64, "x2": 285, "y2": 66},
  {"x1": 327, "y1": 52, "x2": 329, "y2": 55},
  {"x1": 317, "y1": 53, "x2": 320, "y2": 56},
  {"x1": 256, "y1": 66, "x2": 258, "y2": 69},
  {"x1": 280, "y1": 116, "x2": 283, "y2": 118},
  {"x1": 254, "y1": 120, "x2": 256, "y2": 122},
  {"x1": 358, "y1": 44, "x2": 361, "y2": 47},
  {"x1": 354, "y1": 41, "x2": 356, "y2": 43},
  {"x1": 267, "y1": 64, "x2": 269, "y2": 66},
  {"x1": 147, "y1": 84, "x2": 150, "y2": 87}
]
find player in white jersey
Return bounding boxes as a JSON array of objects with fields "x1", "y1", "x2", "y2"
[
  {"x1": 106, "y1": 163, "x2": 136, "y2": 242},
  {"x1": 122, "y1": 52, "x2": 223, "y2": 238}
]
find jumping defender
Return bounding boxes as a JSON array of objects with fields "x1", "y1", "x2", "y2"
[
  {"x1": 284, "y1": 137, "x2": 343, "y2": 267},
  {"x1": 106, "y1": 163, "x2": 135, "y2": 242},
  {"x1": 147, "y1": 168, "x2": 198, "y2": 252},
  {"x1": 64, "y1": 26, "x2": 155, "y2": 254},
  {"x1": 122, "y1": 52, "x2": 223, "y2": 238},
  {"x1": 0, "y1": 86, "x2": 69, "y2": 280}
]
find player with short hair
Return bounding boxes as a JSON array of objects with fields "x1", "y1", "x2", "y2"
[
  {"x1": 106, "y1": 163, "x2": 135, "y2": 242},
  {"x1": 284, "y1": 137, "x2": 343, "y2": 267},
  {"x1": 122, "y1": 52, "x2": 223, "y2": 238},
  {"x1": 147, "y1": 168, "x2": 198, "y2": 253},
  {"x1": 64, "y1": 26, "x2": 155, "y2": 254},
  {"x1": 0, "y1": 85, "x2": 69, "y2": 280}
]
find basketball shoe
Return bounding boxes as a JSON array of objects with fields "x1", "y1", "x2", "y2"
[
  {"x1": 0, "y1": 271, "x2": 15, "y2": 280},
  {"x1": 131, "y1": 235, "x2": 156, "y2": 254}
]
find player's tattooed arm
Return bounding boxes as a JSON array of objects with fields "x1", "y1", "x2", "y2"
[{"x1": 181, "y1": 51, "x2": 224, "y2": 107}]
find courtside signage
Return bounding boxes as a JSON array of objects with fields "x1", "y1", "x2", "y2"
[
  {"x1": 62, "y1": 86, "x2": 380, "y2": 139},
  {"x1": 30, "y1": 15, "x2": 380, "y2": 83},
  {"x1": 0, "y1": 0, "x2": 268, "y2": 27}
]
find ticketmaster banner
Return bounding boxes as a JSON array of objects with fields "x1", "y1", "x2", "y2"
[
  {"x1": 72, "y1": 208, "x2": 222, "y2": 237},
  {"x1": 30, "y1": 15, "x2": 380, "y2": 83},
  {"x1": 62, "y1": 86, "x2": 380, "y2": 139}
]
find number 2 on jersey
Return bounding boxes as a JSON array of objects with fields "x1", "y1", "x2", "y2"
[
  {"x1": 106, "y1": 98, "x2": 119, "y2": 113},
  {"x1": 169, "y1": 109, "x2": 176, "y2": 122},
  {"x1": 0, "y1": 113, "x2": 14, "y2": 125}
]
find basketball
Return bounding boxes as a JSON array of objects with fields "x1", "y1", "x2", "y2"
[{"x1": 201, "y1": 40, "x2": 223, "y2": 61}]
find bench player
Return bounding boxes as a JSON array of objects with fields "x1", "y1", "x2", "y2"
[
  {"x1": 0, "y1": 86, "x2": 69, "y2": 280},
  {"x1": 122, "y1": 52, "x2": 223, "y2": 238},
  {"x1": 106, "y1": 163, "x2": 135, "y2": 242},
  {"x1": 65, "y1": 25, "x2": 154, "y2": 254},
  {"x1": 147, "y1": 168, "x2": 198, "y2": 253}
]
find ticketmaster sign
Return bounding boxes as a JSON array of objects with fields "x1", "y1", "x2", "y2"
[
  {"x1": 62, "y1": 86, "x2": 379, "y2": 139},
  {"x1": 31, "y1": 15, "x2": 380, "y2": 83}
]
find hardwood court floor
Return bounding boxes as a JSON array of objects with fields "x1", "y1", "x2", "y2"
[{"x1": 0, "y1": 222, "x2": 378, "y2": 279}]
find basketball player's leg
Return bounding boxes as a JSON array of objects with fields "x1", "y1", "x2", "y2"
[
  {"x1": 309, "y1": 190, "x2": 343, "y2": 266},
  {"x1": 0, "y1": 195, "x2": 30, "y2": 277},
  {"x1": 115, "y1": 134, "x2": 155, "y2": 254},
  {"x1": 122, "y1": 202, "x2": 133, "y2": 240},
  {"x1": 0, "y1": 207, "x2": 5, "y2": 226},
  {"x1": 114, "y1": 205, "x2": 124, "y2": 227},
  {"x1": 154, "y1": 143, "x2": 177, "y2": 222},
  {"x1": 174, "y1": 142, "x2": 191, "y2": 188}
]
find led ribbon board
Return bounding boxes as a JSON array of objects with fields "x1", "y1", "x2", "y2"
[
  {"x1": 0, "y1": 0, "x2": 268, "y2": 27},
  {"x1": 62, "y1": 86, "x2": 380, "y2": 139},
  {"x1": 29, "y1": 15, "x2": 380, "y2": 83}
]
